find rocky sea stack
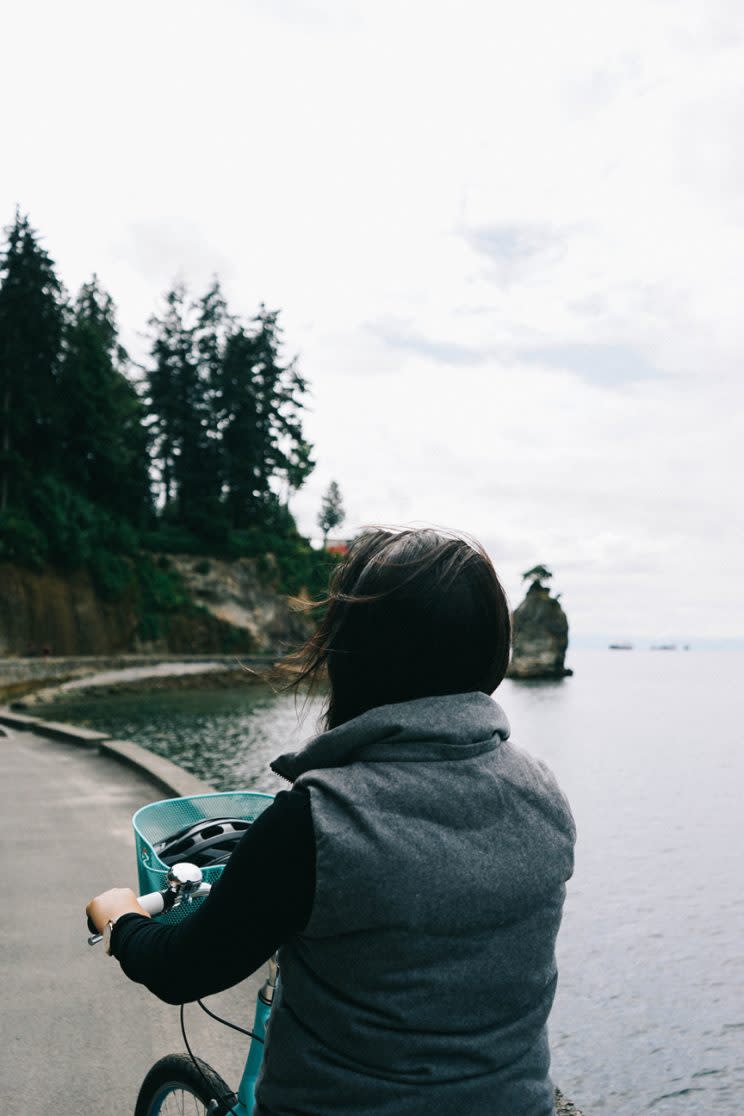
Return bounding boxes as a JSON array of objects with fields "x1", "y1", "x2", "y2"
[{"x1": 508, "y1": 565, "x2": 572, "y2": 680}]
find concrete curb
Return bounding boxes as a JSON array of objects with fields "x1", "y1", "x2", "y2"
[
  {"x1": 101, "y1": 738, "x2": 213, "y2": 797},
  {"x1": 0, "y1": 707, "x2": 214, "y2": 798}
]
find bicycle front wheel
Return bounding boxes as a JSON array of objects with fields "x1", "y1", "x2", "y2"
[{"x1": 134, "y1": 1053, "x2": 236, "y2": 1116}]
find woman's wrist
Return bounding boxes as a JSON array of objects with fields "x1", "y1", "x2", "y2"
[{"x1": 86, "y1": 887, "x2": 151, "y2": 933}]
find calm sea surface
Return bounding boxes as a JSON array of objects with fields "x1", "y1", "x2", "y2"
[{"x1": 42, "y1": 650, "x2": 744, "y2": 1115}]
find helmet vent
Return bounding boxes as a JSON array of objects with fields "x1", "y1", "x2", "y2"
[
  {"x1": 153, "y1": 816, "x2": 253, "y2": 868},
  {"x1": 200, "y1": 824, "x2": 226, "y2": 840}
]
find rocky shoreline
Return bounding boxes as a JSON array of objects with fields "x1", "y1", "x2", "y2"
[{"x1": 555, "y1": 1088, "x2": 584, "y2": 1115}]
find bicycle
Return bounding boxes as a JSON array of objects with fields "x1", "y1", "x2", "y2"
[{"x1": 88, "y1": 790, "x2": 277, "y2": 1115}]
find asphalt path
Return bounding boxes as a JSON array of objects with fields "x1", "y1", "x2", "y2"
[{"x1": 0, "y1": 726, "x2": 261, "y2": 1115}]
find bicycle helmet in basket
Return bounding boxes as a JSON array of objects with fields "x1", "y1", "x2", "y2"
[{"x1": 153, "y1": 817, "x2": 252, "y2": 868}]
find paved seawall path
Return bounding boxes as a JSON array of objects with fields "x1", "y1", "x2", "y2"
[
  {"x1": 0, "y1": 721, "x2": 260, "y2": 1115},
  {"x1": 0, "y1": 710, "x2": 584, "y2": 1115}
]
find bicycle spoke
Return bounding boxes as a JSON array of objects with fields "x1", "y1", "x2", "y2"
[{"x1": 155, "y1": 1090, "x2": 209, "y2": 1116}]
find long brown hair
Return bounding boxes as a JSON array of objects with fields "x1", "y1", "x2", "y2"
[{"x1": 285, "y1": 527, "x2": 511, "y2": 730}]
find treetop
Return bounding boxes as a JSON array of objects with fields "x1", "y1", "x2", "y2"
[{"x1": 522, "y1": 564, "x2": 553, "y2": 584}]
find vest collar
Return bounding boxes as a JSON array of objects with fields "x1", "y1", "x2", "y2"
[{"x1": 270, "y1": 691, "x2": 510, "y2": 783}]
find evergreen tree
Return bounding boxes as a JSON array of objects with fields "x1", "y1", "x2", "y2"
[
  {"x1": 318, "y1": 480, "x2": 345, "y2": 544},
  {"x1": 188, "y1": 279, "x2": 230, "y2": 535},
  {"x1": 248, "y1": 305, "x2": 314, "y2": 512},
  {"x1": 58, "y1": 276, "x2": 151, "y2": 523},
  {"x1": 146, "y1": 282, "x2": 227, "y2": 536},
  {"x1": 217, "y1": 305, "x2": 314, "y2": 529},
  {"x1": 219, "y1": 324, "x2": 262, "y2": 529},
  {"x1": 0, "y1": 210, "x2": 66, "y2": 511},
  {"x1": 522, "y1": 564, "x2": 552, "y2": 589},
  {"x1": 146, "y1": 283, "x2": 190, "y2": 512}
]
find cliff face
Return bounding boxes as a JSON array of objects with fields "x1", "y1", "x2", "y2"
[
  {"x1": 169, "y1": 555, "x2": 311, "y2": 652},
  {"x1": 0, "y1": 563, "x2": 139, "y2": 655},
  {"x1": 508, "y1": 581, "x2": 571, "y2": 680},
  {"x1": 0, "y1": 556, "x2": 311, "y2": 657}
]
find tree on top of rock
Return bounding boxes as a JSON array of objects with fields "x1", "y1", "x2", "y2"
[{"x1": 522, "y1": 564, "x2": 553, "y2": 590}]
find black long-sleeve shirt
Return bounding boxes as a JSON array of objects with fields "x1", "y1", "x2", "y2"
[{"x1": 111, "y1": 787, "x2": 315, "y2": 1003}]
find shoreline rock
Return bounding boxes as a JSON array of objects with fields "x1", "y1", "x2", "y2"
[
  {"x1": 555, "y1": 1088, "x2": 584, "y2": 1115},
  {"x1": 508, "y1": 576, "x2": 572, "y2": 681}
]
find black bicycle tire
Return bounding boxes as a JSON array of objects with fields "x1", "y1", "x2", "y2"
[{"x1": 134, "y1": 1052, "x2": 236, "y2": 1116}]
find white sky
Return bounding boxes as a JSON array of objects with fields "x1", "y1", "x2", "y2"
[{"x1": 2, "y1": 0, "x2": 742, "y2": 645}]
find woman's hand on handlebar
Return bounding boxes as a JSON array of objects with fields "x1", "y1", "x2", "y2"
[{"x1": 86, "y1": 887, "x2": 151, "y2": 933}]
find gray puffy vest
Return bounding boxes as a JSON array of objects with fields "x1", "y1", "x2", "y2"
[{"x1": 255, "y1": 692, "x2": 576, "y2": 1116}]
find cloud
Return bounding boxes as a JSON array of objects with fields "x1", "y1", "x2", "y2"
[
  {"x1": 365, "y1": 318, "x2": 488, "y2": 367},
  {"x1": 519, "y1": 343, "x2": 661, "y2": 387},
  {"x1": 117, "y1": 218, "x2": 237, "y2": 289},
  {"x1": 254, "y1": 0, "x2": 361, "y2": 28},
  {"x1": 459, "y1": 222, "x2": 565, "y2": 285}
]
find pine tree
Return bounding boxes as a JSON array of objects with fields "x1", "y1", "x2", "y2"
[
  {"x1": 146, "y1": 282, "x2": 227, "y2": 536},
  {"x1": 58, "y1": 276, "x2": 151, "y2": 522},
  {"x1": 318, "y1": 480, "x2": 345, "y2": 544},
  {"x1": 219, "y1": 324, "x2": 262, "y2": 529},
  {"x1": 217, "y1": 305, "x2": 314, "y2": 530},
  {"x1": 146, "y1": 283, "x2": 190, "y2": 513},
  {"x1": 249, "y1": 305, "x2": 314, "y2": 516},
  {"x1": 188, "y1": 279, "x2": 230, "y2": 536},
  {"x1": 522, "y1": 564, "x2": 552, "y2": 589},
  {"x1": 0, "y1": 210, "x2": 66, "y2": 511}
]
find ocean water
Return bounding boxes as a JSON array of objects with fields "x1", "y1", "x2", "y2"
[{"x1": 43, "y1": 650, "x2": 744, "y2": 1114}]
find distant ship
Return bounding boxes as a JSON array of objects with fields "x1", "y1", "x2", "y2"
[{"x1": 609, "y1": 643, "x2": 633, "y2": 650}]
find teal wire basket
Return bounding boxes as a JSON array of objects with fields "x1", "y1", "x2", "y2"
[{"x1": 133, "y1": 791, "x2": 275, "y2": 925}]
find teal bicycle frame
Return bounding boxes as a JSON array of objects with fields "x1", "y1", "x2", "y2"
[{"x1": 229, "y1": 953, "x2": 277, "y2": 1115}]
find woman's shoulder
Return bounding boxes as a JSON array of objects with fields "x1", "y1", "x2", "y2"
[{"x1": 496, "y1": 739, "x2": 577, "y2": 840}]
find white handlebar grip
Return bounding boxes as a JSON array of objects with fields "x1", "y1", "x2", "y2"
[{"x1": 138, "y1": 890, "x2": 166, "y2": 916}]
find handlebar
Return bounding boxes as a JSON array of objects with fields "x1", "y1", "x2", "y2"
[{"x1": 87, "y1": 862, "x2": 212, "y2": 946}]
